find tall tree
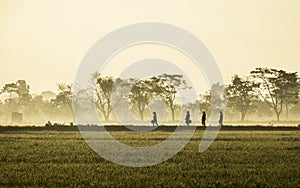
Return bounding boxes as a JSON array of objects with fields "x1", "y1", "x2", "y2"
[
  {"x1": 1, "y1": 80, "x2": 31, "y2": 107},
  {"x1": 250, "y1": 68, "x2": 299, "y2": 121},
  {"x1": 52, "y1": 83, "x2": 74, "y2": 120},
  {"x1": 128, "y1": 80, "x2": 151, "y2": 120},
  {"x1": 227, "y1": 75, "x2": 258, "y2": 121},
  {"x1": 150, "y1": 74, "x2": 190, "y2": 121},
  {"x1": 280, "y1": 72, "x2": 299, "y2": 120},
  {"x1": 16, "y1": 80, "x2": 31, "y2": 106},
  {"x1": 93, "y1": 73, "x2": 114, "y2": 121}
]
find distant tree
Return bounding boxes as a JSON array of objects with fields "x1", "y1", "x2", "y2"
[
  {"x1": 226, "y1": 75, "x2": 258, "y2": 121},
  {"x1": 109, "y1": 78, "x2": 137, "y2": 122},
  {"x1": 112, "y1": 78, "x2": 135, "y2": 107},
  {"x1": 250, "y1": 68, "x2": 299, "y2": 121},
  {"x1": 253, "y1": 100, "x2": 273, "y2": 119},
  {"x1": 209, "y1": 83, "x2": 226, "y2": 124},
  {"x1": 199, "y1": 91, "x2": 211, "y2": 117},
  {"x1": 196, "y1": 83, "x2": 226, "y2": 124},
  {"x1": 93, "y1": 73, "x2": 114, "y2": 121},
  {"x1": 52, "y1": 83, "x2": 74, "y2": 120},
  {"x1": 183, "y1": 100, "x2": 200, "y2": 113},
  {"x1": 25, "y1": 95, "x2": 46, "y2": 122},
  {"x1": 1, "y1": 83, "x2": 18, "y2": 99},
  {"x1": 16, "y1": 80, "x2": 31, "y2": 106},
  {"x1": 128, "y1": 80, "x2": 151, "y2": 120},
  {"x1": 1, "y1": 80, "x2": 31, "y2": 108},
  {"x1": 281, "y1": 72, "x2": 299, "y2": 120},
  {"x1": 72, "y1": 87, "x2": 94, "y2": 115},
  {"x1": 149, "y1": 74, "x2": 190, "y2": 121}
]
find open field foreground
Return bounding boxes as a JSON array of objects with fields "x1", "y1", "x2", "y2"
[{"x1": 0, "y1": 126, "x2": 299, "y2": 187}]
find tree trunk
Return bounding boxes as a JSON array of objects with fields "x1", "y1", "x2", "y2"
[
  {"x1": 276, "y1": 111, "x2": 280, "y2": 121},
  {"x1": 241, "y1": 112, "x2": 245, "y2": 121},
  {"x1": 139, "y1": 110, "x2": 144, "y2": 120},
  {"x1": 171, "y1": 107, "x2": 175, "y2": 121},
  {"x1": 104, "y1": 112, "x2": 109, "y2": 121},
  {"x1": 285, "y1": 103, "x2": 289, "y2": 120}
]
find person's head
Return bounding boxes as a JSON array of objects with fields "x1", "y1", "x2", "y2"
[
  {"x1": 187, "y1": 111, "x2": 190, "y2": 114},
  {"x1": 153, "y1": 112, "x2": 156, "y2": 115},
  {"x1": 220, "y1": 111, "x2": 222, "y2": 114},
  {"x1": 203, "y1": 111, "x2": 205, "y2": 114}
]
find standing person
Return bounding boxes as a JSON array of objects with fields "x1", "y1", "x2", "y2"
[
  {"x1": 185, "y1": 111, "x2": 192, "y2": 126},
  {"x1": 219, "y1": 111, "x2": 223, "y2": 126},
  {"x1": 151, "y1": 112, "x2": 158, "y2": 126},
  {"x1": 201, "y1": 111, "x2": 206, "y2": 127}
]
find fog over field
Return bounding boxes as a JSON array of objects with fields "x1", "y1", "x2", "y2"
[{"x1": 0, "y1": 67, "x2": 299, "y2": 126}]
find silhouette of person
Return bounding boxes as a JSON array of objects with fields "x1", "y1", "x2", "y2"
[
  {"x1": 201, "y1": 111, "x2": 206, "y2": 127},
  {"x1": 185, "y1": 111, "x2": 192, "y2": 126},
  {"x1": 219, "y1": 111, "x2": 223, "y2": 126},
  {"x1": 151, "y1": 112, "x2": 158, "y2": 126}
]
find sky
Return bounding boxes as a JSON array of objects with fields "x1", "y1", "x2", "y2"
[{"x1": 0, "y1": 0, "x2": 299, "y2": 94}]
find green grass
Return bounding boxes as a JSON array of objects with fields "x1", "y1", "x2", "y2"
[{"x1": 0, "y1": 127, "x2": 299, "y2": 187}]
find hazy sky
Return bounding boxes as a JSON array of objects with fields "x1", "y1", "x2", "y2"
[{"x1": 0, "y1": 0, "x2": 299, "y2": 93}]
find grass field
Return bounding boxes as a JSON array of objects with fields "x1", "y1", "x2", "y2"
[{"x1": 0, "y1": 126, "x2": 299, "y2": 187}]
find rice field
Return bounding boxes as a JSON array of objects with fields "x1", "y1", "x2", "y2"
[{"x1": 0, "y1": 126, "x2": 299, "y2": 187}]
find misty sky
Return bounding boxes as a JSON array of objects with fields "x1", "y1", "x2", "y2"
[{"x1": 0, "y1": 0, "x2": 299, "y2": 93}]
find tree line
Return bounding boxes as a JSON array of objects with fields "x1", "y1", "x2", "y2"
[{"x1": 0, "y1": 67, "x2": 299, "y2": 124}]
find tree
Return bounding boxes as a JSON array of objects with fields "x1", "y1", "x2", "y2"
[
  {"x1": 1, "y1": 80, "x2": 31, "y2": 105},
  {"x1": 1, "y1": 83, "x2": 18, "y2": 99},
  {"x1": 128, "y1": 80, "x2": 151, "y2": 120},
  {"x1": 281, "y1": 72, "x2": 299, "y2": 120},
  {"x1": 16, "y1": 80, "x2": 31, "y2": 106},
  {"x1": 52, "y1": 83, "x2": 74, "y2": 121},
  {"x1": 149, "y1": 74, "x2": 190, "y2": 121},
  {"x1": 250, "y1": 68, "x2": 299, "y2": 121},
  {"x1": 93, "y1": 73, "x2": 114, "y2": 121},
  {"x1": 226, "y1": 75, "x2": 258, "y2": 121},
  {"x1": 1, "y1": 83, "x2": 19, "y2": 113},
  {"x1": 199, "y1": 91, "x2": 211, "y2": 117}
]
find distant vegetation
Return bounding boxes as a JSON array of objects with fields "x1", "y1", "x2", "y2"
[{"x1": 0, "y1": 67, "x2": 299, "y2": 125}]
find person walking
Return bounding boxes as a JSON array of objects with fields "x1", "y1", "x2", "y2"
[
  {"x1": 201, "y1": 111, "x2": 206, "y2": 127},
  {"x1": 219, "y1": 111, "x2": 223, "y2": 126},
  {"x1": 185, "y1": 111, "x2": 192, "y2": 126},
  {"x1": 151, "y1": 112, "x2": 158, "y2": 126}
]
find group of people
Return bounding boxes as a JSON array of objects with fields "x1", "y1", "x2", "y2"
[{"x1": 151, "y1": 111, "x2": 223, "y2": 127}]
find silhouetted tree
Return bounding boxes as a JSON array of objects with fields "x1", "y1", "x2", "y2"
[
  {"x1": 1, "y1": 83, "x2": 18, "y2": 99},
  {"x1": 16, "y1": 80, "x2": 31, "y2": 106},
  {"x1": 128, "y1": 80, "x2": 151, "y2": 120},
  {"x1": 281, "y1": 72, "x2": 299, "y2": 120},
  {"x1": 1, "y1": 80, "x2": 31, "y2": 105},
  {"x1": 1, "y1": 80, "x2": 31, "y2": 116},
  {"x1": 149, "y1": 74, "x2": 190, "y2": 121},
  {"x1": 250, "y1": 68, "x2": 299, "y2": 121},
  {"x1": 227, "y1": 75, "x2": 258, "y2": 121},
  {"x1": 52, "y1": 83, "x2": 74, "y2": 120},
  {"x1": 93, "y1": 73, "x2": 114, "y2": 121}
]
